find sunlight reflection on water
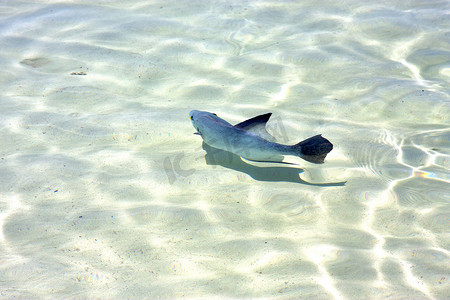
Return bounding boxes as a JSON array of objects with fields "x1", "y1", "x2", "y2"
[{"x1": 0, "y1": 0, "x2": 449, "y2": 299}]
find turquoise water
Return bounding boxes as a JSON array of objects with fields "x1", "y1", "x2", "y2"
[{"x1": 1, "y1": 0, "x2": 449, "y2": 298}]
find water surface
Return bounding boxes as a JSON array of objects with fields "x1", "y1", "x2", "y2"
[{"x1": 0, "y1": 0, "x2": 449, "y2": 299}]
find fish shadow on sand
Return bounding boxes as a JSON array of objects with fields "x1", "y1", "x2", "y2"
[{"x1": 202, "y1": 143, "x2": 346, "y2": 187}]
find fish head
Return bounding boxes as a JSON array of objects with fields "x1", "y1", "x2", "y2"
[{"x1": 189, "y1": 110, "x2": 220, "y2": 136}]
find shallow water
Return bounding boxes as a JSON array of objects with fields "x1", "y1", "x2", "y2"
[{"x1": 1, "y1": 0, "x2": 449, "y2": 299}]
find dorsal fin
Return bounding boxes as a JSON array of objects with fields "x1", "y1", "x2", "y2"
[{"x1": 233, "y1": 113, "x2": 276, "y2": 142}]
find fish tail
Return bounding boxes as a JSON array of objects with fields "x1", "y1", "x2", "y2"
[{"x1": 291, "y1": 134, "x2": 333, "y2": 164}]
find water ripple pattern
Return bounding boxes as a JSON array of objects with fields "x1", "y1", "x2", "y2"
[{"x1": 0, "y1": 0, "x2": 449, "y2": 299}]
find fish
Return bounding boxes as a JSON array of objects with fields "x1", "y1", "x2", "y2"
[{"x1": 189, "y1": 110, "x2": 333, "y2": 164}]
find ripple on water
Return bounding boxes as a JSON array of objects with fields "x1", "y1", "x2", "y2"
[
  {"x1": 125, "y1": 205, "x2": 207, "y2": 228},
  {"x1": 254, "y1": 188, "x2": 326, "y2": 228},
  {"x1": 406, "y1": 48, "x2": 450, "y2": 82},
  {"x1": 405, "y1": 129, "x2": 450, "y2": 156},
  {"x1": 325, "y1": 250, "x2": 378, "y2": 282},
  {"x1": 260, "y1": 189, "x2": 315, "y2": 214},
  {"x1": 372, "y1": 208, "x2": 422, "y2": 237},
  {"x1": 383, "y1": 90, "x2": 447, "y2": 124},
  {"x1": 354, "y1": 9, "x2": 421, "y2": 41},
  {"x1": 380, "y1": 259, "x2": 418, "y2": 295},
  {"x1": 400, "y1": 145, "x2": 430, "y2": 168},
  {"x1": 350, "y1": 130, "x2": 405, "y2": 180},
  {"x1": 326, "y1": 227, "x2": 377, "y2": 250},
  {"x1": 394, "y1": 177, "x2": 450, "y2": 208},
  {"x1": 419, "y1": 207, "x2": 449, "y2": 240},
  {"x1": 258, "y1": 259, "x2": 318, "y2": 277},
  {"x1": 0, "y1": 0, "x2": 449, "y2": 298},
  {"x1": 212, "y1": 237, "x2": 296, "y2": 263}
]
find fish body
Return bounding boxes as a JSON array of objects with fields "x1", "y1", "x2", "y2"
[{"x1": 189, "y1": 110, "x2": 333, "y2": 164}]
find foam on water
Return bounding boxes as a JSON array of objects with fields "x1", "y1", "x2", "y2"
[{"x1": 0, "y1": 0, "x2": 449, "y2": 298}]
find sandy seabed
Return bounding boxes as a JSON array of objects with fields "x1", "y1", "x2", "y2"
[{"x1": 0, "y1": 0, "x2": 449, "y2": 299}]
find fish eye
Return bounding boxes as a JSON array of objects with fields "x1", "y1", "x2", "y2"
[
  {"x1": 212, "y1": 113, "x2": 217, "y2": 116},
  {"x1": 190, "y1": 116, "x2": 193, "y2": 120}
]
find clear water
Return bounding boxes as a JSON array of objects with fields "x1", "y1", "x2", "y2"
[{"x1": 1, "y1": 0, "x2": 449, "y2": 298}]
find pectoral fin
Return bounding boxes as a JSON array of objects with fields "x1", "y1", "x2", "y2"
[{"x1": 241, "y1": 157, "x2": 297, "y2": 165}]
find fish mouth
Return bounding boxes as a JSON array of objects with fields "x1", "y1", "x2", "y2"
[{"x1": 194, "y1": 128, "x2": 202, "y2": 135}]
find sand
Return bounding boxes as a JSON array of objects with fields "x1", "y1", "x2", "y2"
[{"x1": 0, "y1": 0, "x2": 449, "y2": 298}]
